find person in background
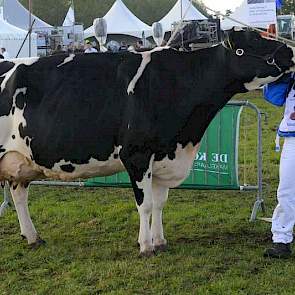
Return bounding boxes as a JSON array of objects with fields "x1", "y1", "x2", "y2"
[
  {"x1": 74, "y1": 43, "x2": 84, "y2": 54},
  {"x1": 52, "y1": 44, "x2": 65, "y2": 55},
  {"x1": 119, "y1": 41, "x2": 128, "y2": 52},
  {"x1": 84, "y1": 40, "x2": 98, "y2": 53},
  {"x1": 263, "y1": 73, "x2": 295, "y2": 259},
  {"x1": 67, "y1": 42, "x2": 75, "y2": 54},
  {"x1": 135, "y1": 40, "x2": 144, "y2": 50},
  {"x1": 106, "y1": 40, "x2": 120, "y2": 53},
  {"x1": 93, "y1": 41, "x2": 100, "y2": 52},
  {"x1": 1, "y1": 48, "x2": 9, "y2": 59}
]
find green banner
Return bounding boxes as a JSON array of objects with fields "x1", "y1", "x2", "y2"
[{"x1": 85, "y1": 104, "x2": 242, "y2": 190}]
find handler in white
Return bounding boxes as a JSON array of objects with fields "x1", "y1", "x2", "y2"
[
  {"x1": 264, "y1": 73, "x2": 295, "y2": 258},
  {"x1": 84, "y1": 40, "x2": 98, "y2": 54}
]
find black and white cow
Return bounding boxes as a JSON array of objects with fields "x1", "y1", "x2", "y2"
[{"x1": 0, "y1": 29, "x2": 294, "y2": 256}]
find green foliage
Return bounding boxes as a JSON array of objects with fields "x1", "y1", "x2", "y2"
[
  {"x1": 225, "y1": 9, "x2": 232, "y2": 16},
  {"x1": 279, "y1": 0, "x2": 295, "y2": 15},
  {"x1": 0, "y1": 91, "x2": 290, "y2": 294},
  {"x1": 19, "y1": 0, "x2": 207, "y2": 28}
]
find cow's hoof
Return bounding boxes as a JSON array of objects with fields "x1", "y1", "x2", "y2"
[
  {"x1": 139, "y1": 250, "x2": 156, "y2": 258},
  {"x1": 29, "y1": 238, "x2": 46, "y2": 250},
  {"x1": 154, "y1": 243, "x2": 168, "y2": 252}
]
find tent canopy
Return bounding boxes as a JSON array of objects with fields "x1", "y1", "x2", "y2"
[
  {"x1": 221, "y1": 1, "x2": 248, "y2": 30},
  {"x1": 84, "y1": 0, "x2": 152, "y2": 39},
  {"x1": 0, "y1": 8, "x2": 37, "y2": 58},
  {"x1": 160, "y1": 0, "x2": 207, "y2": 32},
  {"x1": 3, "y1": 0, "x2": 52, "y2": 31},
  {"x1": 63, "y1": 4, "x2": 75, "y2": 27},
  {"x1": 0, "y1": 13, "x2": 28, "y2": 38}
]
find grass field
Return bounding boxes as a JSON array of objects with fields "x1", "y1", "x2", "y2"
[{"x1": 0, "y1": 91, "x2": 294, "y2": 295}]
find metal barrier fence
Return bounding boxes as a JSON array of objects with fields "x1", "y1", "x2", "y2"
[{"x1": 0, "y1": 100, "x2": 264, "y2": 221}]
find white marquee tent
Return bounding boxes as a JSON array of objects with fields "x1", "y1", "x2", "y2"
[
  {"x1": 63, "y1": 5, "x2": 75, "y2": 27},
  {"x1": 160, "y1": 0, "x2": 207, "y2": 32},
  {"x1": 3, "y1": 0, "x2": 52, "y2": 31},
  {"x1": 221, "y1": 1, "x2": 249, "y2": 30},
  {"x1": 0, "y1": 8, "x2": 37, "y2": 58},
  {"x1": 84, "y1": 0, "x2": 152, "y2": 39},
  {"x1": 221, "y1": 0, "x2": 277, "y2": 30}
]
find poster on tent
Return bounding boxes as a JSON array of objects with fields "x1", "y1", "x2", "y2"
[{"x1": 247, "y1": 0, "x2": 276, "y2": 28}]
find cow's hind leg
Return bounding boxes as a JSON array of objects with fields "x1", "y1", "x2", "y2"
[
  {"x1": 151, "y1": 181, "x2": 169, "y2": 252},
  {"x1": 10, "y1": 183, "x2": 45, "y2": 249}
]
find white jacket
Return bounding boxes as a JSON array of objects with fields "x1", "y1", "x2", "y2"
[{"x1": 278, "y1": 85, "x2": 295, "y2": 137}]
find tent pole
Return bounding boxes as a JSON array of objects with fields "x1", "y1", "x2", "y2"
[
  {"x1": 72, "y1": 0, "x2": 75, "y2": 46},
  {"x1": 181, "y1": 0, "x2": 183, "y2": 19},
  {"x1": 29, "y1": 0, "x2": 32, "y2": 57},
  {"x1": 16, "y1": 19, "x2": 36, "y2": 58}
]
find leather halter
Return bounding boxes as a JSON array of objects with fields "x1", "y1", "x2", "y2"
[{"x1": 222, "y1": 39, "x2": 287, "y2": 72}]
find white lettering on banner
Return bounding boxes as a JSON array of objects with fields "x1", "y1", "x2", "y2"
[
  {"x1": 212, "y1": 153, "x2": 219, "y2": 163},
  {"x1": 196, "y1": 152, "x2": 206, "y2": 161},
  {"x1": 193, "y1": 152, "x2": 230, "y2": 174},
  {"x1": 219, "y1": 154, "x2": 228, "y2": 163},
  {"x1": 195, "y1": 152, "x2": 229, "y2": 163},
  {"x1": 193, "y1": 162, "x2": 229, "y2": 175}
]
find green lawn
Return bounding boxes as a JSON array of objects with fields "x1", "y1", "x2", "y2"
[{"x1": 0, "y1": 91, "x2": 293, "y2": 295}]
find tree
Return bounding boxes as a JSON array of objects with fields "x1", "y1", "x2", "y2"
[
  {"x1": 280, "y1": 0, "x2": 295, "y2": 15},
  {"x1": 225, "y1": 9, "x2": 232, "y2": 16},
  {"x1": 19, "y1": 0, "x2": 208, "y2": 28}
]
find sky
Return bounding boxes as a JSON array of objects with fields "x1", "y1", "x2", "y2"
[{"x1": 202, "y1": 0, "x2": 244, "y2": 13}]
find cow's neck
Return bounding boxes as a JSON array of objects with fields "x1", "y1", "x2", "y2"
[{"x1": 174, "y1": 47, "x2": 247, "y2": 147}]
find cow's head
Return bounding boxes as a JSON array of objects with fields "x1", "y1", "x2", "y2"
[{"x1": 225, "y1": 28, "x2": 295, "y2": 90}]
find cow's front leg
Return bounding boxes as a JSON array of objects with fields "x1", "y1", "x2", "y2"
[
  {"x1": 121, "y1": 151, "x2": 155, "y2": 257},
  {"x1": 136, "y1": 178, "x2": 154, "y2": 257},
  {"x1": 10, "y1": 183, "x2": 45, "y2": 248},
  {"x1": 151, "y1": 181, "x2": 169, "y2": 252}
]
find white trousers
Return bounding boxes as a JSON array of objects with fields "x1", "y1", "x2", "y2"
[{"x1": 272, "y1": 137, "x2": 295, "y2": 244}]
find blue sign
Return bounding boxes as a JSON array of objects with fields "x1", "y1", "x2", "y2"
[{"x1": 276, "y1": 0, "x2": 283, "y2": 9}]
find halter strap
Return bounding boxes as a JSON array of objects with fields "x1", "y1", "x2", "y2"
[{"x1": 222, "y1": 41, "x2": 286, "y2": 73}]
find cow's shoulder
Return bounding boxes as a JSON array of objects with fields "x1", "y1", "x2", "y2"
[{"x1": 0, "y1": 61, "x2": 15, "y2": 76}]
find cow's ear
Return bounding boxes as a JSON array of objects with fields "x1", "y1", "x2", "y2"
[{"x1": 225, "y1": 29, "x2": 236, "y2": 47}]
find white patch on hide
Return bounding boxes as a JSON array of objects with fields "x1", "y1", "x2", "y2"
[
  {"x1": 244, "y1": 74, "x2": 283, "y2": 91},
  {"x1": 0, "y1": 87, "x2": 33, "y2": 160},
  {"x1": 42, "y1": 146, "x2": 125, "y2": 181},
  {"x1": 57, "y1": 54, "x2": 76, "y2": 67},
  {"x1": 1, "y1": 57, "x2": 39, "y2": 92},
  {"x1": 127, "y1": 46, "x2": 170, "y2": 95},
  {"x1": 153, "y1": 143, "x2": 200, "y2": 188}
]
